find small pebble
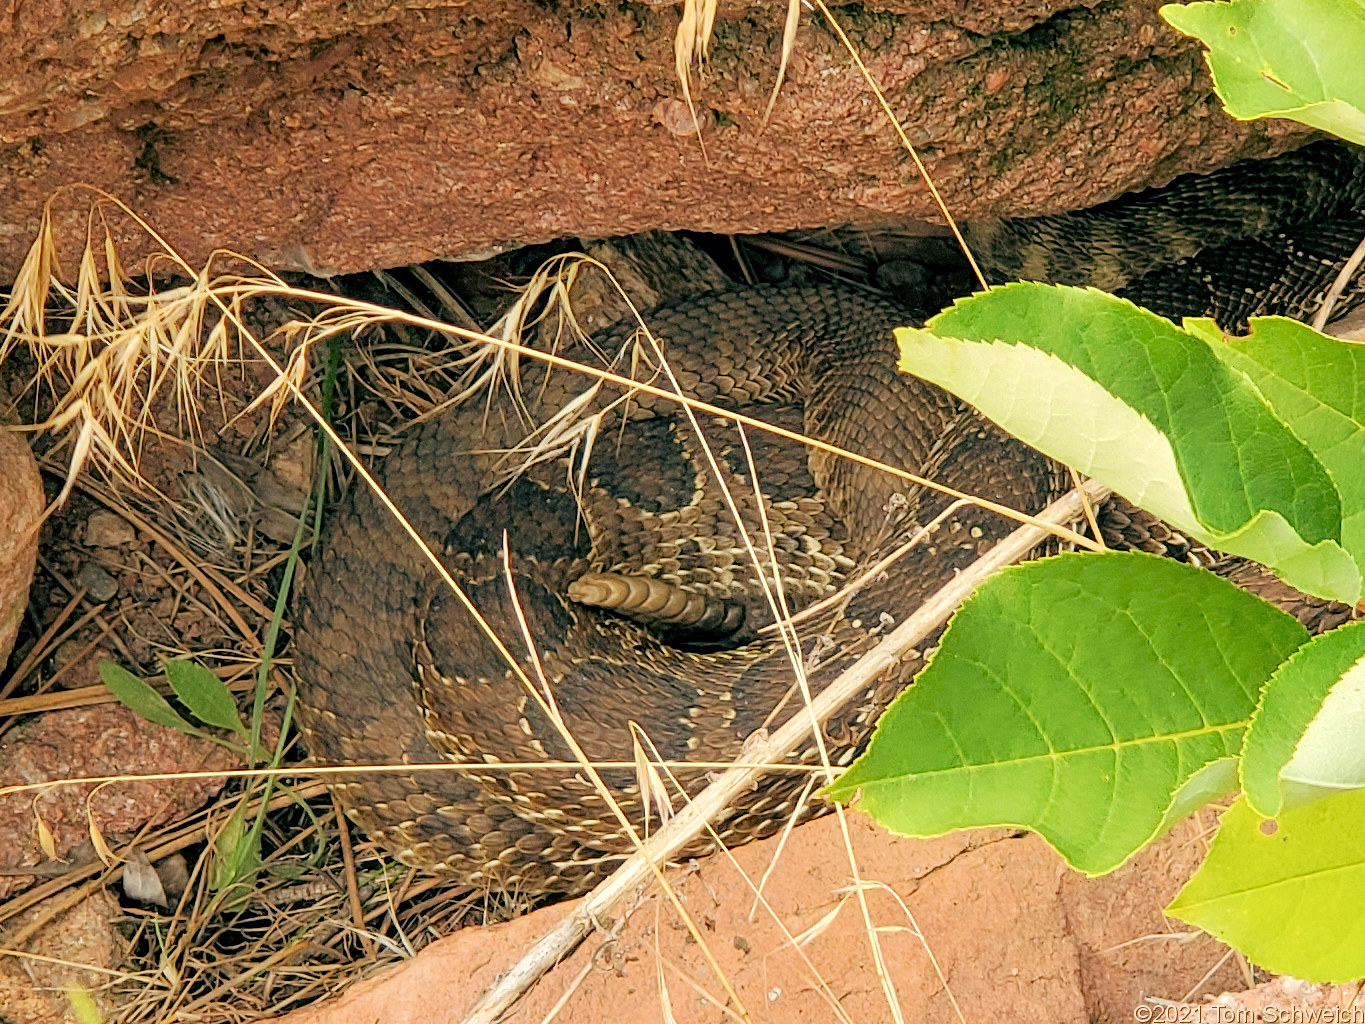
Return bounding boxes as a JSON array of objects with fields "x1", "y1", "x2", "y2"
[
  {"x1": 259, "y1": 434, "x2": 313, "y2": 512},
  {"x1": 83, "y1": 511, "x2": 137, "y2": 548},
  {"x1": 257, "y1": 506, "x2": 307, "y2": 545},
  {"x1": 76, "y1": 562, "x2": 119, "y2": 603},
  {"x1": 155, "y1": 852, "x2": 190, "y2": 903},
  {"x1": 652, "y1": 98, "x2": 713, "y2": 137},
  {"x1": 52, "y1": 638, "x2": 87, "y2": 670},
  {"x1": 122, "y1": 850, "x2": 168, "y2": 908}
]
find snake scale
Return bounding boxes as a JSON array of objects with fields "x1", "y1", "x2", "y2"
[{"x1": 294, "y1": 141, "x2": 1365, "y2": 899}]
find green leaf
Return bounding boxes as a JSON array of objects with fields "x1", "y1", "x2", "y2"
[
  {"x1": 1156, "y1": 756, "x2": 1241, "y2": 836},
  {"x1": 1168, "y1": 788, "x2": 1365, "y2": 982},
  {"x1": 1161, "y1": 0, "x2": 1365, "y2": 147},
  {"x1": 211, "y1": 799, "x2": 262, "y2": 896},
  {"x1": 896, "y1": 283, "x2": 1359, "y2": 604},
  {"x1": 1202, "y1": 315, "x2": 1365, "y2": 580},
  {"x1": 825, "y1": 551, "x2": 1307, "y2": 874},
  {"x1": 98, "y1": 661, "x2": 206, "y2": 739},
  {"x1": 164, "y1": 660, "x2": 248, "y2": 737},
  {"x1": 66, "y1": 986, "x2": 105, "y2": 1024},
  {"x1": 1242, "y1": 620, "x2": 1365, "y2": 816}
]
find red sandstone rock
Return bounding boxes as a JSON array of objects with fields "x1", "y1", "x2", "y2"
[
  {"x1": 267, "y1": 812, "x2": 1248, "y2": 1024},
  {"x1": 0, "y1": 430, "x2": 42, "y2": 667},
  {"x1": 0, "y1": 1, "x2": 1305, "y2": 280},
  {"x1": 0, "y1": 704, "x2": 238, "y2": 898}
]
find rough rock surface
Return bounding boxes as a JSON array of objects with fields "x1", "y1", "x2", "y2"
[
  {"x1": 1, "y1": 0, "x2": 1305, "y2": 280},
  {"x1": 268, "y1": 812, "x2": 1249, "y2": 1024},
  {"x1": 0, "y1": 429, "x2": 43, "y2": 667},
  {"x1": 0, "y1": 703, "x2": 238, "y2": 898},
  {"x1": 0, "y1": 889, "x2": 126, "y2": 1024}
]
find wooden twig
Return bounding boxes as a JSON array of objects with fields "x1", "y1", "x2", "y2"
[
  {"x1": 459, "y1": 479, "x2": 1112, "y2": 1024},
  {"x1": 334, "y1": 792, "x2": 376, "y2": 958},
  {"x1": 1311, "y1": 228, "x2": 1365, "y2": 333}
]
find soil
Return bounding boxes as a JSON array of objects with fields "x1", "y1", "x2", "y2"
[
  {"x1": 0, "y1": 889, "x2": 126, "y2": 1024},
  {"x1": 0, "y1": 0, "x2": 1308, "y2": 280}
]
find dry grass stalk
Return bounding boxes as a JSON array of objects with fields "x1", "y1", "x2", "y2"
[
  {"x1": 764, "y1": 0, "x2": 803, "y2": 123},
  {"x1": 810, "y1": 0, "x2": 988, "y2": 292},
  {"x1": 673, "y1": 0, "x2": 718, "y2": 150},
  {"x1": 0, "y1": 203, "x2": 290, "y2": 505},
  {"x1": 671, "y1": 0, "x2": 804, "y2": 128}
]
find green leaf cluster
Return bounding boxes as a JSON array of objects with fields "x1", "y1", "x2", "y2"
[
  {"x1": 898, "y1": 287, "x2": 1364, "y2": 605},
  {"x1": 99, "y1": 659, "x2": 249, "y2": 747},
  {"x1": 99, "y1": 657, "x2": 293, "y2": 899},
  {"x1": 850, "y1": 272, "x2": 1365, "y2": 977},
  {"x1": 99, "y1": 659, "x2": 267, "y2": 894}
]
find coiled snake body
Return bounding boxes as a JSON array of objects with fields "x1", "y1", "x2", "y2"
[{"x1": 294, "y1": 142, "x2": 1365, "y2": 898}]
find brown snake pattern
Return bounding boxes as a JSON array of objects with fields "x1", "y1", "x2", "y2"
[{"x1": 294, "y1": 143, "x2": 1365, "y2": 898}]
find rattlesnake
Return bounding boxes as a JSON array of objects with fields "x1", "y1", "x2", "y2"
[{"x1": 293, "y1": 141, "x2": 1365, "y2": 898}]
